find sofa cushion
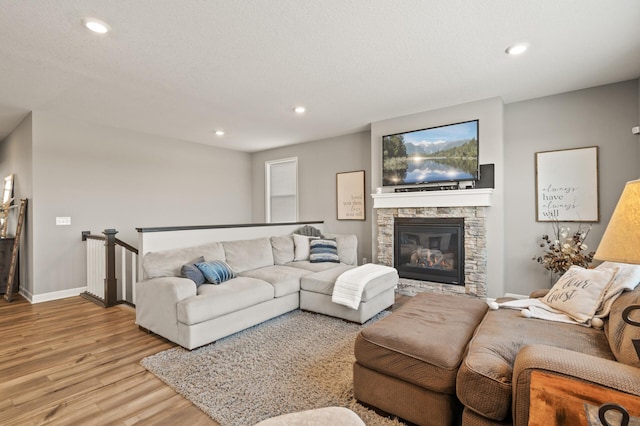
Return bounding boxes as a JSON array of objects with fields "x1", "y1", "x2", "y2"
[
  {"x1": 301, "y1": 264, "x2": 353, "y2": 294},
  {"x1": 325, "y1": 233, "x2": 358, "y2": 265},
  {"x1": 196, "y1": 260, "x2": 236, "y2": 284},
  {"x1": 309, "y1": 239, "x2": 340, "y2": 263},
  {"x1": 239, "y1": 265, "x2": 311, "y2": 297},
  {"x1": 181, "y1": 256, "x2": 206, "y2": 286},
  {"x1": 177, "y1": 277, "x2": 274, "y2": 325},
  {"x1": 458, "y1": 306, "x2": 615, "y2": 421},
  {"x1": 285, "y1": 260, "x2": 343, "y2": 273},
  {"x1": 606, "y1": 285, "x2": 640, "y2": 368},
  {"x1": 355, "y1": 293, "x2": 488, "y2": 394},
  {"x1": 143, "y1": 242, "x2": 226, "y2": 279},
  {"x1": 541, "y1": 265, "x2": 618, "y2": 324},
  {"x1": 301, "y1": 265, "x2": 396, "y2": 302},
  {"x1": 271, "y1": 235, "x2": 295, "y2": 265},
  {"x1": 223, "y1": 238, "x2": 274, "y2": 273}
]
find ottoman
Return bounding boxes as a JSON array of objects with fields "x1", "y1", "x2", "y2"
[
  {"x1": 300, "y1": 264, "x2": 398, "y2": 323},
  {"x1": 353, "y1": 292, "x2": 488, "y2": 426},
  {"x1": 254, "y1": 407, "x2": 365, "y2": 426}
]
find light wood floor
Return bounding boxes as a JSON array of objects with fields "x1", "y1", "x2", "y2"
[
  {"x1": 0, "y1": 294, "x2": 411, "y2": 425},
  {"x1": 0, "y1": 295, "x2": 217, "y2": 425}
]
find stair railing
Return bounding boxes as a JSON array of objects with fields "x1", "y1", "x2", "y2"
[{"x1": 81, "y1": 229, "x2": 138, "y2": 307}]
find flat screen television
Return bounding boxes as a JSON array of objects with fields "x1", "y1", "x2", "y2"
[{"x1": 382, "y1": 119, "x2": 479, "y2": 186}]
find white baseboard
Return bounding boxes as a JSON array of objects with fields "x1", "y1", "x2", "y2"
[{"x1": 21, "y1": 286, "x2": 87, "y2": 304}]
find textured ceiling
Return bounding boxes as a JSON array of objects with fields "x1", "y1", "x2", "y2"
[{"x1": 1, "y1": 1, "x2": 639, "y2": 152}]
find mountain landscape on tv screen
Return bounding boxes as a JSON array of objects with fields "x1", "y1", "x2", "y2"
[
  {"x1": 404, "y1": 139, "x2": 470, "y2": 156},
  {"x1": 382, "y1": 137, "x2": 478, "y2": 185}
]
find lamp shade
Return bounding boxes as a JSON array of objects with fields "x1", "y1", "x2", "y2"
[{"x1": 594, "y1": 178, "x2": 640, "y2": 264}]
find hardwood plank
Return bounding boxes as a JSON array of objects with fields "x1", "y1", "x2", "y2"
[
  {"x1": 0, "y1": 296, "x2": 216, "y2": 425},
  {"x1": 0, "y1": 293, "x2": 411, "y2": 425}
]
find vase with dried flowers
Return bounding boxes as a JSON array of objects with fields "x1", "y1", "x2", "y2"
[{"x1": 533, "y1": 221, "x2": 596, "y2": 285}]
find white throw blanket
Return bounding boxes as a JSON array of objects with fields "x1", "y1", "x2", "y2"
[
  {"x1": 496, "y1": 263, "x2": 640, "y2": 328},
  {"x1": 497, "y1": 298, "x2": 585, "y2": 326},
  {"x1": 332, "y1": 264, "x2": 396, "y2": 310}
]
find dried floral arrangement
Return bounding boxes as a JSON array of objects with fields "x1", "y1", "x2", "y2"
[{"x1": 533, "y1": 221, "x2": 596, "y2": 275}]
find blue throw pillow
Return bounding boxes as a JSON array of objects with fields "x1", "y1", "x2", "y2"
[
  {"x1": 195, "y1": 260, "x2": 237, "y2": 284},
  {"x1": 181, "y1": 256, "x2": 206, "y2": 286},
  {"x1": 309, "y1": 239, "x2": 340, "y2": 263}
]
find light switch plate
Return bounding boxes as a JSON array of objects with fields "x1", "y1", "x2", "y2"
[{"x1": 56, "y1": 217, "x2": 71, "y2": 226}]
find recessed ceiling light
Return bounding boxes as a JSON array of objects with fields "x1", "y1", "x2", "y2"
[
  {"x1": 293, "y1": 106, "x2": 306, "y2": 114},
  {"x1": 215, "y1": 130, "x2": 225, "y2": 136},
  {"x1": 82, "y1": 18, "x2": 110, "y2": 34},
  {"x1": 505, "y1": 43, "x2": 528, "y2": 55}
]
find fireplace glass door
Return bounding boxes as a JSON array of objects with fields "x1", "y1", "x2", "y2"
[{"x1": 394, "y1": 218, "x2": 464, "y2": 286}]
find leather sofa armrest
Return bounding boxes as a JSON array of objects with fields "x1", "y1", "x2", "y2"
[
  {"x1": 528, "y1": 288, "x2": 550, "y2": 299},
  {"x1": 512, "y1": 344, "x2": 640, "y2": 425},
  {"x1": 135, "y1": 276, "x2": 197, "y2": 342}
]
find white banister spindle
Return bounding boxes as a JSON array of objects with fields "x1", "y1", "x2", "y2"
[
  {"x1": 131, "y1": 252, "x2": 137, "y2": 305},
  {"x1": 99, "y1": 240, "x2": 106, "y2": 298},
  {"x1": 86, "y1": 240, "x2": 92, "y2": 295},
  {"x1": 86, "y1": 238, "x2": 106, "y2": 299},
  {"x1": 90, "y1": 239, "x2": 98, "y2": 297},
  {"x1": 99, "y1": 239, "x2": 106, "y2": 298},
  {"x1": 84, "y1": 231, "x2": 138, "y2": 306},
  {"x1": 121, "y1": 247, "x2": 127, "y2": 302}
]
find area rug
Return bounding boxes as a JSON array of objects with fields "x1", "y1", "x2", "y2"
[{"x1": 141, "y1": 310, "x2": 403, "y2": 426}]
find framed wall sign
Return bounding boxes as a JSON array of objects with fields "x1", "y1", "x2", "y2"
[
  {"x1": 535, "y1": 146, "x2": 599, "y2": 222},
  {"x1": 336, "y1": 170, "x2": 365, "y2": 220}
]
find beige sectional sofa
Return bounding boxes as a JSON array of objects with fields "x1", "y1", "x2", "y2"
[
  {"x1": 136, "y1": 233, "x2": 398, "y2": 350},
  {"x1": 354, "y1": 285, "x2": 640, "y2": 425}
]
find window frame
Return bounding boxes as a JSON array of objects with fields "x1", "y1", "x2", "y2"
[{"x1": 265, "y1": 157, "x2": 298, "y2": 223}]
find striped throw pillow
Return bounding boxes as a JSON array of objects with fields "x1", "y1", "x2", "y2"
[
  {"x1": 195, "y1": 260, "x2": 237, "y2": 284},
  {"x1": 309, "y1": 239, "x2": 340, "y2": 263}
]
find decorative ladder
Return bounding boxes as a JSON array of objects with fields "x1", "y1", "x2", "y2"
[{"x1": 4, "y1": 198, "x2": 27, "y2": 302}]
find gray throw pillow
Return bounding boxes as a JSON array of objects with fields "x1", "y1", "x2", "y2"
[
  {"x1": 294, "y1": 225, "x2": 324, "y2": 238},
  {"x1": 181, "y1": 256, "x2": 206, "y2": 286}
]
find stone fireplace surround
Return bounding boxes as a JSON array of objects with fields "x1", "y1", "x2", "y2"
[{"x1": 373, "y1": 189, "x2": 492, "y2": 298}]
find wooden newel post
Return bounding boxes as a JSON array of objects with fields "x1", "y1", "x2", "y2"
[{"x1": 103, "y1": 229, "x2": 118, "y2": 307}]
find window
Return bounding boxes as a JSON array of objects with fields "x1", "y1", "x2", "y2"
[{"x1": 265, "y1": 158, "x2": 298, "y2": 223}]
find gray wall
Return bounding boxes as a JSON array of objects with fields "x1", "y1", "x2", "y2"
[
  {"x1": 24, "y1": 112, "x2": 252, "y2": 297},
  {"x1": 251, "y1": 131, "x2": 372, "y2": 264},
  {"x1": 0, "y1": 113, "x2": 34, "y2": 295},
  {"x1": 370, "y1": 98, "x2": 506, "y2": 297},
  {"x1": 504, "y1": 79, "x2": 640, "y2": 295},
  {"x1": 3, "y1": 80, "x2": 639, "y2": 301}
]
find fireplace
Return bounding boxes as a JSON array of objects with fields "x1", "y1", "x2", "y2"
[
  {"x1": 374, "y1": 190, "x2": 491, "y2": 298},
  {"x1": 394, "y1": 217, "x2": 464, "y2": 286}
]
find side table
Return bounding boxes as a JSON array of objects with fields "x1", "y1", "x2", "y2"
[{"x1": 528, "y1": 371, "x2": 640, "y2": 425}]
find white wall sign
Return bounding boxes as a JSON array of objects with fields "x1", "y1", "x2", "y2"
[
  {"x1": 535, "y1": 146, "x2": 599, "y2": 222},
  {"x1": 336, "y1": 170, "x2": 366, "y2": 220}
]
